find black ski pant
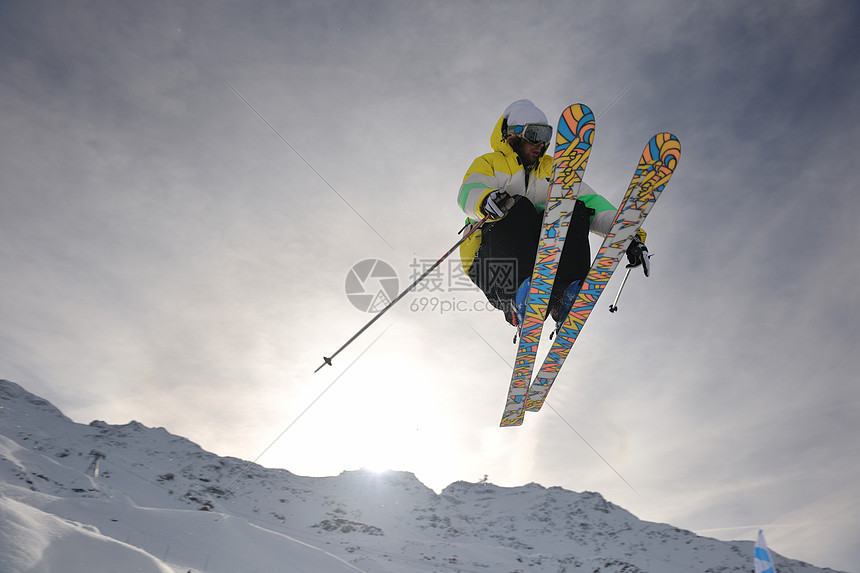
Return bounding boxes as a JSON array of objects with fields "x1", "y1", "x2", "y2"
[{"x1": 468, "y1": 196, "x2": 593, "y2": 315}]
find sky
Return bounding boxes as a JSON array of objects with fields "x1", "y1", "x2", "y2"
[{"x1": 1, "y1": 0, "x2": 859, "y2": 570}]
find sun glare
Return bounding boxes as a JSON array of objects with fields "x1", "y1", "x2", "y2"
[{"x1": 364, "y1": 463, "x2": 392, "y2": 474}]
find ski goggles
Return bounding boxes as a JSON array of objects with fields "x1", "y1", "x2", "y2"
[{"x1": 508, "y1": 123, "x2": 553, "y2": 145}]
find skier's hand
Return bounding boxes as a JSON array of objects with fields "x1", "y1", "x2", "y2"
[
  {"x1": 481, "y1": 190, "x2": 513, "y2": 221},
  {"x1": 626, "y1": 236, "x2": 651, "y2": 277}
]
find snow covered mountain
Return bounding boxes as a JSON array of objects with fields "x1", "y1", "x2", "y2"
[{"x1": 0, "y1": 380, "x2": 846, "y2": 573}]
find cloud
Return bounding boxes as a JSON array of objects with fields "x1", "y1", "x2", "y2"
[{"x1": 2, "y1": 1, "x2": 860, "y2": 569}]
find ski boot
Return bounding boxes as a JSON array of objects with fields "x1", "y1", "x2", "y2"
[
  {"x1": 507, "y1": 278, "x2": 531, "y2": 327},
  {"x1": 550, "y1": 280, "x2": 582, "y2": 334}
]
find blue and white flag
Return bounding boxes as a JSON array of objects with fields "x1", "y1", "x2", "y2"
[{"x1": 755, "y1": 529, "x2": 776, "y2": 573}]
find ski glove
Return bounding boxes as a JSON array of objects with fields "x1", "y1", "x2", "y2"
[
  {"x1": 626, "y1": 236, "x2": 651, "y2": 277},
  {"x1": 481, "y1": 190, "x2": 514, "y2": 221}
]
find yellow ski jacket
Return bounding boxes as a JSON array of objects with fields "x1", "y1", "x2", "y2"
[{"x1": 457, "y1": 114, "x2": 619, "y2": 274}]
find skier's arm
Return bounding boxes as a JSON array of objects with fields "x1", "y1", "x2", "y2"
[
  {"x1": 579, "y1": 181, "x2": 617, "y2": 237},
  {"x1": 457, "y1": 156, "x2": 499, "y2": 221},
  {"x1": 580, "y1": 181, "x2": 647, "y2": 242}
]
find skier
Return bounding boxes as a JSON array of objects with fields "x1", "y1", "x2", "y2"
[{"x1": 457, "y1": 99, "x2": 649, "y2": 326}]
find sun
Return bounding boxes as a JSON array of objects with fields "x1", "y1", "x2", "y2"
[{"x1": 364, "y1": 463, "x2": 391, "y2": 474}]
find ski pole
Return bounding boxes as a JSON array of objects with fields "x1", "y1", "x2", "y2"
[
  {"x1": 608, "y1": 267, "x2": 632, "y2": 313},
  {"x1": 315, "y1": 215, "x2": 491, "y2": 372}
]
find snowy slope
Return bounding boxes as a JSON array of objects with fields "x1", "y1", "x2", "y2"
[
  {"x1": 0, "y1": 495, "x2": 174, "y2": 573},
  {"x1": 0, "y1": 380, "x2": 846, "y2": 573}
]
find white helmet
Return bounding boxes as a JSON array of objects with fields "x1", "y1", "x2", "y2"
[{"x1": 502, "y1": 99, "x2": 552, "y2": 145}]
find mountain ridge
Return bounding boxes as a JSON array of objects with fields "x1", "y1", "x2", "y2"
[{"x1": 0, "y1": 379, "x2": 846, "y2": 573}]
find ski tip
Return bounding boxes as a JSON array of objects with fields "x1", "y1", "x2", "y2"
[
  {"x1": 499, "y1": 411, "x2": 526, "y2": 427},
  {"x1": 525, "y1": 390, "x2": 548, "y2": 412}
]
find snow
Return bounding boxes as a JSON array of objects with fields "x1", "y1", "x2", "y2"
[
  {"x1": 0, "y1": 495, "x2": 173, "y2": 573},
  {"x1": 0, "y1": 379, "x2": 846, "y2": 573}
]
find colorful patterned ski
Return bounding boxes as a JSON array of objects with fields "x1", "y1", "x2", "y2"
[
  {"x1": 499, "y1": 103, "x2": 596, "y2": 427},
  {"x1": 525, "y1": 133, "x2": 681, "y2": 414}
]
